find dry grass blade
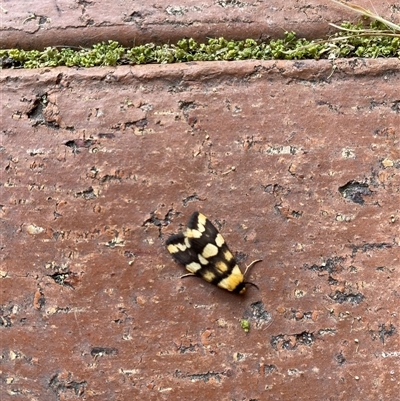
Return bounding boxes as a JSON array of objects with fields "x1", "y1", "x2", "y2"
[
  {"x1": 284, "y1": 2, "x2": 400, "y2": 57},
  {"x1": 331, "y1": 0, "x2": 400, "y2": 32}
]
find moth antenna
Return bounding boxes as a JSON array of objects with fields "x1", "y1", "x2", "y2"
[
  {"x1": 180, "y1": 273, "x2": 196, "y2": 279},
  {"x1": 243, "y1": 281, "x2": 259, "y2": 290},
  {"x1": 243, "y1": 259, "x2": 263, "y2": 277}
]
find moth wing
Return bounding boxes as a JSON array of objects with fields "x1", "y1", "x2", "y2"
[
  {"x1": 185, "y1": 212, "x2": 223, "y2": 252},
  {"x1": 165, "y1": 233, "x2": 199, "y2": 267}
]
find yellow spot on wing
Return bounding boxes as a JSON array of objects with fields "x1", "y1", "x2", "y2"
[
  {"x1": 224, "y1": 250, "x2": 233, "y2": 261},
  {"x1": 186, "y1": 262, "x2": 202, "y2": 273},
  {"x1": 186, "y1": 229, "x2": 202, "y2": 238},
  {"x1": 215, "y1": 233, "x2": 225, "y2": 247},
  {"x1": 202, "y1": 243, "x2": 219, "y2": 258},
  {"x1": 177, "y1": 243, "x2": 187, "y2": 251},
  {"x1": 167, "y1": 243, "x2": 186, "y2": 253},
  {"x1": 198, "y1": 255, "x2": 209, "y2": 265},
  {"x1": 198, "y1": 213, "x2": 207, "y2": 227},
  {"x1": 215, "y1": 261, "x2": 228, "y2": 273},
  {"x1": 167, "y1": 244, "x2": 178, "y2": 253},
  {"x1": 202, "y1": 270, "x2": 216, "y2": 282}
]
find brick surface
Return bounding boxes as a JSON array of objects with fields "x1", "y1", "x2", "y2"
[
  {"x1": 1, "y1": 59, "x2": 399, "y2": 400},
  {"x1": 2, "y1": 0, "x2": 400, "y2": 399}
]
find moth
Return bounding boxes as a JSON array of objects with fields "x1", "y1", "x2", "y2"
[{"x1": 166, "y1": 212, "x2": 261, "y2": 294}]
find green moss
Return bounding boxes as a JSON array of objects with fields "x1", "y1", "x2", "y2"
[
  {"x1": 240, "y1": 319, "x2": 251, "y2": 333},
  {"x1": 1, "y1": 21, "x2": 399, "y2": 69}
]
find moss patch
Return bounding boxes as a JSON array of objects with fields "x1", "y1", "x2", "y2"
[{"x1": 1, "y1": 20, "x2": 399, "y2": 69}]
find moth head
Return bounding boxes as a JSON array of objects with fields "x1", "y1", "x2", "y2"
[{"x1": 235, "y1": 281, "x2": 259, "y2": 295}]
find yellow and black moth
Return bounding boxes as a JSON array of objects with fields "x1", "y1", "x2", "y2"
[{"x1": 166, "y1": 212, "x2": 260, "y2": 294}]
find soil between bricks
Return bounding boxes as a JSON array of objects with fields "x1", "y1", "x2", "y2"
[{"x1": 1, "y1": 60, "x2": 399, "y2": 400}]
